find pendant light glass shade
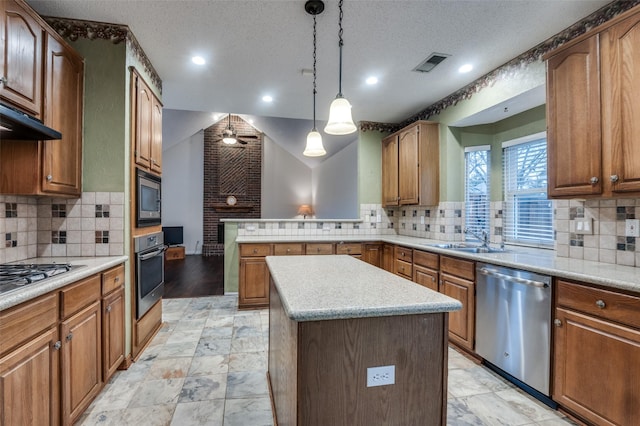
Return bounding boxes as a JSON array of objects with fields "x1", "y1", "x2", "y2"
[
  {"x1": 303, "y1": 129, "x2": 326, "y2": 157},
  {"x1": 324, "y1": 96, "x2": 356, "y2": 135}
]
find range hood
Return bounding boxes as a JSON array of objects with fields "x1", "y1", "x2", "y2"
[{"x1": 0, "y1": 103, "x2": 62, "y2": 140}]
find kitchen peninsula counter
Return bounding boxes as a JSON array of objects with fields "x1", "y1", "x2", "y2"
[{"x1": 266, "y1": 255, "x2": 461, "y2": 426}]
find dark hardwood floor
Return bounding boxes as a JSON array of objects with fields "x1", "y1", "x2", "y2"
[{"x1": 163, "y1": 255, "x2": 225, "y2": 298}]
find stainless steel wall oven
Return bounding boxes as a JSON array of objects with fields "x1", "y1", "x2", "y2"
[
  {"x1": 134, "y1": 232, "x2": 165, "y2": 319},
  {"x1": 136, "y1": 168, "x2": 161, "y2": 227}
]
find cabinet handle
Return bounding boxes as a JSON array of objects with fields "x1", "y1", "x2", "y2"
[
  {"x1": 66, "y1": 333, "x2": 73, "y2": 341},
  {"x1": 0, "y1": 76, "x2": 7, "y2": 85},
  {"x1": 286, "y1": 248, "x2": 291, "y2": 253},
  {"x1": 610, "y1": 175, "x2": 619, "y2": 183},
  {"x1": 431, "y1": 276, "x2": 435, "y2": 282},
  {"x1": 106, "y1": 305, "x2": 112, "y2": 313},
  {"x1": 554, "y1": 319, "x2": 562, "y2": 327},
  {"x1": 53, "y1": 341, "x2": 62, "y2": 350},
  {"x1": 590, "y1": 176, "x2": 599, "y2": 184},
  {"x1": 114, "y1": 276, "x2": 120, "y2": 283},
  {"x1": 46, "y1": 175, "x2": 53, "y2": 182},
  {"x1": 253, "y1": 249, "x2": 258, "y2": 254},
  {"x1": 595, "y1": 299, "x2": 606, "y2": 309}
]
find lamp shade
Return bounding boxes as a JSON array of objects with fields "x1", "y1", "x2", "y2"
[
  {"x1": 297, "y1": 204, "x2": 313, "y2": 217},
  {"x1": 222, "y1": 136, "x2": 237, "y2": 145},
  {"x1": 324, "y1": 96, "x2": 356, "y2": 135},
  {"x1": 303, "y1": 130, "x2": 326, "y2": 157}
]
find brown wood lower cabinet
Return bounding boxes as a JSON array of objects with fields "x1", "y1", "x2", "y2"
[
  {"x1": 239, "y1": 243, "x2": 273, "y2": 309},
  {"x1": 553, "y1": 279, "x2": 640, "y2": 425},
  {"x1": 362, "y1": 243, "x2": 383, "y2": 267},
  {"x1": 0, "y1": 263, "x2": 125, "y2": 425},
  {"x1": 439, "y1": 255, "x2": 475, "y2": 352}
]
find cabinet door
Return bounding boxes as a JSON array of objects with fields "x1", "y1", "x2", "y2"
[
  {"x1": 398, "y1": 125, "x2": 420, "y2": 204},
  {"x1": 440, "y1": 273, "x2": 474, "y2": 351},
  {"x1": 553, "y1": 308, "x2": 640, "y2": 425},
  {"x1": 0, "y1": 327, "x2": 60, "y2": 426},
  {"x1": 150, "y1": 95, "x2": 163, "y2": 174},
  {"x1": 601, "y1": 12, "x2": 640, "y2": 194},
  {"x1": 362, "y1": 243, "x2": 382, "y2": 268},
  {"x1": 134, "y1": 73, "x2": 153, "y2": 169},
  {"x1": 547, "y1": 35, "x2": 602, "y2": 197},
  {"x1": 61, "y1": 301, "x2": 102, "y2": 425},
  {"x1": 382, "y1": 244, "x2": 394, "y2": 272},
  {"x1": 0, "y1": 0, "x2": 43, "y2": 116},
  {"x1": 42, "y1": 33, "x2": 84, "y2": 196},
  {"x1": 102, "y1": 289, "x2": 125, "y2": 383},
  {"x1": 381, "y1": 134, "x2": 399, "y2": 206},
  {"x1": 239, "y1": 257, "x2": 269, "y2": 307},
  {"x1": 414, "y1": 265, "x2": 438, "y2": 292}
]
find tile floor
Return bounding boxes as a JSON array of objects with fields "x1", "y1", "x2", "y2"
[{"x1": 77, "y1": 296, "x2": 575, "y2": 426}]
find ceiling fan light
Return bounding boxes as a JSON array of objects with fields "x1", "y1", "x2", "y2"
[
  {"x1": 303, "y1": 130, "x2": 326, "y2": 157},
  {"x1": 324, "y1": 96, "x2": 356, "y2": 135},
  {"x1": 222, "y1": 136, "x2": 237, "y2": 145}
]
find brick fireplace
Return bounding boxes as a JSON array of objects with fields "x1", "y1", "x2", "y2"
[{"x1": 202, "y1": 115, "x2": 262, "y2": 255}]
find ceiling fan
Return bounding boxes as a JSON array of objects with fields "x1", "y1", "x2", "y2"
[{"x1": 214, "y1": 114, "x2": 260, "y2": 145}]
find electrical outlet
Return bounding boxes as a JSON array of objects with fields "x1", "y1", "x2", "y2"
[
  {"x1": 575, "y1": 218, "x2": 593, "y2": 235},
  {"x1": 420, "y1": 216, "x2": 425, "y2": 224},
  {"x1": 367, "y1": 365, "x2": 395, "y2": 387},
  {"x1": 246, "y1": 225, "x2": 256, "y2": 232},
  {"x1": 376, "y1": 213, "x2": 382, "y2": 223},
  {"x1": 322, "y1": 225, "x2": 331, "y2": 231},
  {"x1": 626, "y1": 219, "x2": 640, "y2": 237}
]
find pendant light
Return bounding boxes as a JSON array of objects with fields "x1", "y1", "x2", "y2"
[
  {"x1": 324, "y1": 0, "x2": 356, "y2": 135},
  {"x1": 303, "y1": 0, "x2": 327, "y2": 157},
  {"x1": 222, "y1": 114, "x2": 237, "y2": 145}
]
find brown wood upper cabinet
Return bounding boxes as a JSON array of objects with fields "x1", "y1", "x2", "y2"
[
  {"x1": 381, "y1": 121, "x2": 439, "y2": 207},
  {"x1": 0, "y1": 0, "x2": 44, "y2": 117},
  {"x1": 0, "y1": 0, "x2": 84, "y2": 197},
  {"x1": 546, "y1": 6, "x2": 640, "y2": 197},
  {"x1": 131, "y1": 68, "x2": 163, "y2": 174}
]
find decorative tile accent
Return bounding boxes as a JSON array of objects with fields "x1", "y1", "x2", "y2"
[
  {"x1": 5, "y1": 232, "x2": 17, "y2": 248},
  {"x1": 52, "y1": 204, "x2": 66, "y2": 218},
  {"x1": 52, "y1": 231, "x2": 67, "y2": 244},
  {"x1": 95, "y1": 230, "x2": 110, "y2": 244},
  {"x1": 5, "y1": 203, "x2": 17, "y2": 218},
  {"x1": 95, "y1": 204, "x2": 110, "y2": 218}
]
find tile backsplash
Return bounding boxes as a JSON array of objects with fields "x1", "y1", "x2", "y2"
[{"x1": 0, "y1": 192, "x2": 125, "y2": 264}]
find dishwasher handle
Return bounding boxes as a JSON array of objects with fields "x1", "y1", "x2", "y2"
[{"x1": 479, "y1": 267, "x2": 549, "y2": 288}]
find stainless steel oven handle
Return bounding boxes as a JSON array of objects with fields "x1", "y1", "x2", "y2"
[
  {"x1": 479, "y1": 267, "x2": 548, "y2": 288},
  {"x1": 139, "y1": 246, "x2": 166, "y2": 261}
]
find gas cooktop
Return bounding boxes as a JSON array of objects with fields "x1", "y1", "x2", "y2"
[{"x1": 0, "y1": 263, "x2": 73, "y2": 294}]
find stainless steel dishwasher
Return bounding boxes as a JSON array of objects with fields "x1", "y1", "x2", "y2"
[{"x1": 475, "y1": 263, "x2": 554, "y2": 404}]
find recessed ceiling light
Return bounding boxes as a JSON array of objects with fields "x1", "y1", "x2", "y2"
[
  {"x1": 262, "y1": 95, "x2": 273, "y2": 103},
  {"x1": 366, "y1": 76, "x2": 378, "y2": 85},
  {"x1": 248, "y1": 119, "x2": 254, "y2": 124},
  {"x1": 459, "y1": 64, "x2": 473, "y2": 73},
  {"x1": 192, "y1": 56, "x2": 206, "y2": 65},
  {"x1": 212, "y1": 113, "x2": 221, "y2": 120}
]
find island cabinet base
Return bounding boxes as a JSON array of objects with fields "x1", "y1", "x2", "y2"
[{"x1": 268, "y1": 279, "x2": 449, "y2": 426}]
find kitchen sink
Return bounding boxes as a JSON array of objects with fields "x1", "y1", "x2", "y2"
[{"x1": 425, "y1": 243, "x2": 508, "y2": 254}]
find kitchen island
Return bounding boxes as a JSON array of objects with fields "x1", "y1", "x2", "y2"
[{"x1": 266, "y1": 255, "x2": 462, "y2": 426}]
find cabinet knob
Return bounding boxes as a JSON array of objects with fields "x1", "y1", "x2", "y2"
[
  {"x1": 253, "y1": 249, "x2": 258, "y2": 254},
  {"x1": 610, "y1": 175, "x2": 619, "y2": 183},
  {"x1": 317, "y1": 248, "x2": 321, "y2": 252},
  {"x1": 46, "y1": 175, "x2": 53, "y2": 181},
  {"x1": 106, "y1": 305, "x2": 112, "y2": 313},
  {"x1": 286, "y1": 248, "x2": 291, "y2": 253},
  {"x1": 114, "y1": 276, "x2": 120, "y2": 282},
  {"x1": 590, "y1": 176, "x2": 599, "y2": 184},
  {"x1": 431, "y1": 276, "x2": 435, "y2": 282},
  {"x1": 66, "y1": 333, "x2": 73, "y2": 341},
  {"x1": 595, "y1": 299, "x2": 606, "y2": 309},
  {"x1": 554, "y1": 319, "x2": 562, "y2": 327},
  {"x1": 53, "y1": 341, "x2": 62, "y2": 350},
  {"x1": 0, "y1": 76, "x2": 7, "y2": 85}
]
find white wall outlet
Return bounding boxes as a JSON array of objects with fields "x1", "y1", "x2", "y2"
[
  {"x1": 420, "y1": 216, "x2": 425, "y2": 224},
  {"x1": 376, "y1": 213, "x2": 382, "y2": 223},
  {"x1": 575, "y1": 218, "x2": 593, "y2": 235},
  {"x1": 322, "y1": 224, "x2": 331, "y2": 231},
  {"x1": 626, "y1": 219, "x2": 640, "y2": 237},
  {"x1": 246, "y1": 225, "x2": 256, "y2": 232},
  {"x1": 367, "y1": 365, "x2": 395, "y2": 387}
]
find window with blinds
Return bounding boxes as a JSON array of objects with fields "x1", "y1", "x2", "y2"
[
  {"x1": 465, "y1": 146, "x2": 490, "y2": 242},
  {"x1": 502, "y1": 132, "x2": 554, "y2": 246}
]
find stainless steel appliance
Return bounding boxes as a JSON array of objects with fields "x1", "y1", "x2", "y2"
[
  {"x1": 475, "y1": 263, "x2": 554, "y2": 405},
  {"x1": 0, "y1": 263, "x2": 73, "y2": 294},
  {"x1": 136, "y1": 168, "x2": 161, "y2": 227},
  {"x1": 134, "y1": 232, "x2": 165, "y2": 319}
]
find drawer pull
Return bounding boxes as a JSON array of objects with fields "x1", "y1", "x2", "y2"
[
  {"x1": 286, "y1": 248, "x2": 291, "y2": 253},
  {"x1": 253, "y1": 249, "x2": 258, "y2": 254},
  {"x1": 595, "y1": 299, "x2": 606, "y2": 309},
  {"x1": 114, "y1": 277, "x2": 120, "y2": 282},
  {"x1": 554, "y1": 319, "x2": 562, "y2": 327}
]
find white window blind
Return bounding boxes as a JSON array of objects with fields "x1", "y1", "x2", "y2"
[
  {"x1": 465, "y1": 146, "x2": 490, "y2": 242},
  {"x1": 502, "y1": 134, "x2": 553, "y2": 246}
]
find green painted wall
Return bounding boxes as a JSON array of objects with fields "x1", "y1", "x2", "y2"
[
  {"x1": 71, "y1": 39, "x2": 127, "y2": 192},
  {"x1": 224, "y1": 224, "x2": 239, "y2": 293},
  {"x1": 358, "y1": 130, "x2": 387, "y2": 205}
]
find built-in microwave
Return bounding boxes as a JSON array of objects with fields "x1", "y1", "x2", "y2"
[{"x1": 136, "y1": 168, "x2": 161, "y2": 227}]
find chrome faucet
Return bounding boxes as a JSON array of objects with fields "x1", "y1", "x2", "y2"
[{"x1": 464, "y1": 227, "x2": 490, "y2": 248}]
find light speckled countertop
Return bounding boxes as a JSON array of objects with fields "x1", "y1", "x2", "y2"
[
  {"x1": 238, "y1": 235, "x2": 640, "y2": 295},
  {"x1": 266, "y1": 255, "x2": 462, "y2": 322},
  {"x1": 0, "y1": 256, "x2": 128, "y2": 311}
]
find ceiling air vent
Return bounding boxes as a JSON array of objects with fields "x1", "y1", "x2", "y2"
[{"x1": 413, "y1": 53, "x2": 450, "y2": 73}]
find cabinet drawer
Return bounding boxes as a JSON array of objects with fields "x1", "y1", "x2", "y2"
[
  {"x1": 61, "y1": 274, "x2": 101, "y2": 319},
  {"x1": 440, "y1": 255, "x2": 475, "y2": 281},
  {"x1": 395, "y1": 259, "x2": 413, "y2": 279},
  {"x1": 0, "y1": 293, "x2": 58, "y2": 356},
  {"x1": 395, "y1": 246, "x2": 413, "y2": 263},
  {"x1": 336, "y1": 243, "x2": 362, "y2": 255},
  {"x1": 413, "y1": 250, "x2": 438, "y2": 269},
  {"x1": 556, "y1": 280, "x2": 640, "y2": 329},
  {"x1": 102, "y1": 264, "x2": 125, "y2": 295},
  {"x1": 273, "y1": 243, "x2": 304, "y2": 256},
  {"x1": 239, "y1": 244, "x2": 272, "y2": 257},
  {"x1": 306, "y1": 243, "x2": 334, "y2": 255}
]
